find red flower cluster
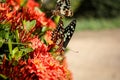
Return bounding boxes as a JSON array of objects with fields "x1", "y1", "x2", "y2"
[
  {"x1": 0, "y1": 38, "x2": 72, "y2": 80},
  {"x1": 0, "y1": 0, "x2": 72, "y2": 80},
  {"x1": 0, "y1": 0, "x2": 55, "y2": 30}
]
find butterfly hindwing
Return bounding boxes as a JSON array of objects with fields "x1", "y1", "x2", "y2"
[
  {"x1": 52, "y1": 18, "x2": 64, "y2": 45},
  {"x1": 63, "y1": 19, "x2": 76, "y2": 49},
  {"x1": 51, "y1": 19, "x2": 76, "y2": 52}
]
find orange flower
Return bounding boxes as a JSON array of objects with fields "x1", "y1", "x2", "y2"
[
  {"x1": 47, "y1": 19, "x2": 56, "y2": 29},
  {"x1": 0, "y1": 0, "x2": 72, "y2": 80},
  {"x1": 0, "y1": 51, "x2": 72, "y2": 80},
  {"x1": 27, "y1": 36, "x2": 47, "y2": 51},
  {"x1": 26, "y1": 0, "x2": 40, "y2": 9},
  {"x1": 44, "y1": 31, "x2": 53, "y2": 45}
]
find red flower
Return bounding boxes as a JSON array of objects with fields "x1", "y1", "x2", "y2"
[
  {"x1": 0, "y1": 0, "x2": 56, "y2": 30},
  {"x1": 26, "y1": 0, "x2": 40, "y2": 9},
  {"x1": 0, "y1": 0, "x2": 72, "y2": 80},
  {"x1": 27, "y1": 36, "x2": 47, "y2": 51},
  {"x1": 23, "y1": 8, "x2": 56, "y2": 29},
  {"x1": 44, "y1": 31, "x2": 53, "y2": 45},
  {"x1": 0, "y1": 52, "x2": 72, "y2": 80},
  {"x1": 47, "y1": 19, "x2": 56, "y2": 29}
]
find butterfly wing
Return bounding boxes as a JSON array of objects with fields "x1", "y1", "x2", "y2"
[
  {"x1": 53, "y1": 0, "x2": 73, "y2": 17},
  {"x1": 63, "y1": 19, "x2": 76, "y2": 49},
  {"x1": 51, "y1": 19, "x2": 76, "y2": 52},
  {"x1": 52, "y1": 18, "x2": 64, "y2": 45}
]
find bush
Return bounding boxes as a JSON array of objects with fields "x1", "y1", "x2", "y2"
[{"x1": 74, "y1": 0, "x2": 120, "y2": 18}]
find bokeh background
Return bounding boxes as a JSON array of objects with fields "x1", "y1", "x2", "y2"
[{"x1": 38, "y1": 0, "x2": 120, "y2": 80}]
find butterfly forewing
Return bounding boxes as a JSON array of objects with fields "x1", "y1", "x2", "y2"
[
  {"x1": 63, "y1": 19, "x2": 76, "y2": 49},
  {"x1": 53, "y1": 0, "x2": 73, "y2": 17}
]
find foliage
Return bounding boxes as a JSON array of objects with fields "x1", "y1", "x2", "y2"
[
  {"x1": 0, "y1": 0, "x2": 72, "y2": 80},
  {"x1": 74, "y1": 0, "x2": 120, "y2": 18}
]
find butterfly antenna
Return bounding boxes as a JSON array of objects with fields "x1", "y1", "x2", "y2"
[
  {"x1": 50, "y1": 15, "x2": 54, "y2": 19},
  {"x1": 69, "y1": 49, "x2": 79, "y2": 53}
]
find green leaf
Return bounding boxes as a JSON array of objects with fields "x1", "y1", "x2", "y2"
[
  {"x1": 43, "y1": 38, "x2": 48, "y2": 46},
  {"x1": 11, "y1": 47, "x2": 33, "y2": 61},
  {"x1": 39, "y1": 27, "x2": 52, "y2": 38},
  {"x1": 5, "y1": 31, "x2": 9, "y2": 40},
  {"x1": 12, "y1": 47, "x2": 19, "y2": 58},
  {"x1": 14, "y1": 50, "x2": 23, "y2": 61},
  {"x1": 0, "y1": 23, "x2": 10, "y2": 31},
  {"x1": 0, "y1": 0, "x2": 6, "y2": 3},
  {"x1": 0, "y1": 74, "x2": 8, "y2": 80},
  {"x1": 54, "y1": 16, "x2": 60, "y2": 24},
  {"x1": 0, "y1": 23, "x2": 11, "y2": 40},
  {"x1": 15, "y1": 30, "x2": 19, "y2": 43},
  {"x1": 0, "y1": 31, "x2": 9, "y2": 40},
  {"x1": 8, "y1": 39, "x2": 12, "y2": 60},
  {"x1": 23, "y1": 20, "x2": 36, "y2": 33},
  {"x1": 0, "y1": 37, "x2": 5, "y2": 48},
  {"x1": 20, "y1": 0, "x2": 27, "y2": 7},
  {"x1": 20, "y1": 48, "x2": 33, "y2": 55},
  {"x1": 41, "y1": 27, "x2": 47, "y2": 33}
]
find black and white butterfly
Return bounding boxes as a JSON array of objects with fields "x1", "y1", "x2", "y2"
[
  {"x1": 52, "y1": 0, "x2": 73, "y2": 17},
  {"x1": 51, "y1": 18, "x2": 76, "y2": 52}
]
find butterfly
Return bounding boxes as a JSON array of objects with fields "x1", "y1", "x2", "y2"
[
  {"x1": 52, "y1": 0, "x2": 73, "y2": 17},
  {"x1": 51, "y1": 18, "x2": 76, "y2": 53}
]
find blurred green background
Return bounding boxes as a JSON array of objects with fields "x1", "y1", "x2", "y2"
[{"x1": 37, "y1": 0, "x2": 120, "y2": 31}]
